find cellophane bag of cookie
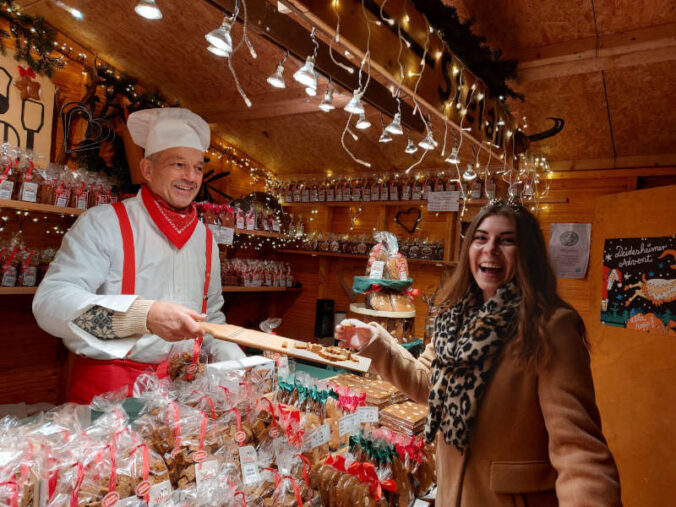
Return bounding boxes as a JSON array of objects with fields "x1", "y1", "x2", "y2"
[
  {"x1": 365, "y1": 231, "x2": 396, "y2": 279},
  {"x1": 0, "y1": 428, "x2": 42, "y2": 507},
  {"x1": 168, "y1": 338, "x2": 208, "y2": 382}
]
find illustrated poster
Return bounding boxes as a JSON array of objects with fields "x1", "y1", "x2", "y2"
[
  {"x1": 549, "y1": 223, "x2": 591, "y2": 279},
  {"x1": 0, "y1": 53, "x2": 55, "y2": 155},
  {"x1": 601, "y1": 236, "x2": 676, "y2": 335}
]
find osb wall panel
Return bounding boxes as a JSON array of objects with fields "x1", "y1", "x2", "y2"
[
  {"x1": 604, "y1": 60, "x2": 676, "y2": 158},
  {"x1": 589, "y1": 185, "x2": 676, "y2": 507},
  {"x1": 593, "y1": 0, "x2": 676, "y2": 36},
  {"x1": 508, "y1": 72, "x2": 614, "y2": 161}
]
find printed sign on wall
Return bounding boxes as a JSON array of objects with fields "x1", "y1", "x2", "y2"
[
  {"x1": 0, "y1": 53, "x2": 55, "y2": 155},
  {"x1": 601, "y1": 236, "x2": 676, "y2": 335}
]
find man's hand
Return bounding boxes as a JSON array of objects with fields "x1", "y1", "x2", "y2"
[{"x1": 146, "y1": 301, "x2": 205, "y2": 342}]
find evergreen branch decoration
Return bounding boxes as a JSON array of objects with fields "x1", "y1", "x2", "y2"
[
  {"x1": 0, "y1": 0, "x2": 65, "y2": 76},
  {"x1": 408, "y1": 0, "x2": 522, "y2": 100}
]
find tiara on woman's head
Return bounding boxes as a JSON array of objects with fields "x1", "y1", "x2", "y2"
[{"x1": 481, "y1": 195, "x2": 523, "y2": 213}]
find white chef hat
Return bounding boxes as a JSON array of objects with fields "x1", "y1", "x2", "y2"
[{"x1": 127, "y1": 107, "x2": 210, "y2": 157}]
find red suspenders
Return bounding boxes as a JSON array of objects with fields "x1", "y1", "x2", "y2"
[{"x1": 112, "y1": 202, "x2": 214, "y2": 312}]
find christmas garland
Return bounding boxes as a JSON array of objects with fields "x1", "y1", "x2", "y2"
[
  {"x1": 409, "y1": 0, "x2": 521, "y2": 100},
  {"x1": 0, "y1": 0, "x2": 65, "y2": 76}
]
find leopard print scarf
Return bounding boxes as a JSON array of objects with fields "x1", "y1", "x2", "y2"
[{"x1": 424, "y1": 281, "x2": 521, "y2": 452}]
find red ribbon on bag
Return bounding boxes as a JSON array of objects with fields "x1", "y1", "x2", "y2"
[
  {"x1": 365, "y1": 284, "x2": 382, "y2": 295},
  {"x1": 296, "y1": 453, "x2": 312, "y2": 486},
  {"x1": 166, "y1": 402, "x2": 182, "y2": 448},
  {"x1": 404, "y1": 288, "x2": 420, "y2": 302},
  {"x1": 0, "y1": 157, "x2": 12, "y2": 179},
  {"x1": 187, "y1": 337, "x2": 203, "y2": 380},
  {"x1": 200, "y1": 395, "x2": 217, "y2": 420},
  {"x1": 0, "y1": 481, "x2": 18, "y2": 507},
  {"x1": 69, "y1": 462, "x2": 84, "y2": 507},
  {"x1": 17, "y1": 66, "x2": 36, "y2": 78},
  {"x1": 107, "y1": 443, "x2": 117, "y2": 495},
  {"x1": 234, "y1": 490, "x2": 247, "y2": 506},
  {"x1": 325, "y1": 454, "x2": 346, "y2": 472},
  {"x1": 284, "y1": 476, "x2": 304, "y2": 507},
  {"x1": 132, "y1": 444, "x2": 151, "y2": 502},
  {"x1": 263, "y1": 467, "x2": 282, "y2": 488},
  {"x1": 228, "y1": 407, "x2": 245, "y2": 446}
]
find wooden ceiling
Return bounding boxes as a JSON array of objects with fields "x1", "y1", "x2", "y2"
[
  {"x1": 451, "y1": 0, "x2": 676, "y2": 170},
  {"x1": 13, "y1": 0, "x2": 676, "y2": 176}
]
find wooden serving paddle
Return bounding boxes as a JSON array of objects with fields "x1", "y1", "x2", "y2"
[{"x1": 201, "y1": 322, "x2": 371, "y2": 373}]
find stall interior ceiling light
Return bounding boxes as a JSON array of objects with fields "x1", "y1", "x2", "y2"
[
  {"x1": 205, "y1": 16, "x2": 234, "y2": 54},
  {"x1": 379, "y1": 130, "x2": 393, "y2": 143},
  {"x1": 266, "y1": 64, "x2": 286, "y2": 88},
  {"x1": 293, "y1": 56, "x2": 318, "y2": 89},
  {"x1": 404, "y1": 135, "x2": 418, "y2": 154},
  {"x1": 207, "y1": 45, "x2": 230, "y2": 58},
  {"x1": 318, "y1": 86, "x2": 335, "y2": 112},
  {"x1": 305, "y1": 86, "x2": 317, "y2": 97},
  {"x1": 355, "y1": 113, "x2": 371, "y2": 130},
  {"x1": 385, "y1": 112, "x2": 403, "y2": 136},
  {"x1": 54, "y1": 0, "x2": 83, "y2": 19},
  {"x1": 134, "y1": 0, "x2": 162, "y2": 20},
  {"x1": 463, "y1": 164, "x2": 477, "y2": 181},
  {"x1": 445, "y1": 146, "x2": 460, "y2": 164},
  {"x1": 344, "y1": 89, "x2": 365, "y2": 115},
  {"x1": 418, "y1": 129, "x2": 437, "y2": 151}
]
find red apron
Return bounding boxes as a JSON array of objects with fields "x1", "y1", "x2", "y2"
[{"x1": 67, "y1": 202, "x2": 214, "y2": 404}]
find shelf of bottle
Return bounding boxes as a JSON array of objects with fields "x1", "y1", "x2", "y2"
[
  {"x1": 222, "y1": 286, "x2": 301, "y2": 293},
  {"x1": 277, "y1": 249, "x2": 456, "y2": 267},
  {"x1": 280, "y1": 196, "x2": 568, "y2": 209},
  {"x1": 0, "y1": 199, "x2": 83, "y2": 216},
  {"x1": 0, "y1": 286, "x2": 38, "y2": 295}
]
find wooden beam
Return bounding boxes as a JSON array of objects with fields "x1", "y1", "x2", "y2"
[
  {"x1": 514, "y1": 23, "x2": 676, "y2": 82},
  {"x1": 549, "y1": 153, "x2": 676, "y2": 172},
  {"x1": 548, "y1": 167, "x2": 676, "y2": 180}
]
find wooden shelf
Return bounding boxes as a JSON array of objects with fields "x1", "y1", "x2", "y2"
[
  {"x1": 281, "y1": 196, "x2": 568, "y2": 209},
  {"x1": 0, "y1": 286, "x2": 37, "y2": 295},
  {"x1": 222, "y1": 286, "x2": 301, "y2": 293},
  {"x1": 0, "y1": 199, "x2": 83, "y2": 216},
  {"x1": 277, "y1": 249, "x2": 455, "y2": 266},
  {"x1": 234, "y1": 228, "x2": 284, "y2": 238}
]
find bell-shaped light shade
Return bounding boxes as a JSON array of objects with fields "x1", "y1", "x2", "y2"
[
  {"x1": 135, "y1": 0, "x2": 162, "y2": 20},
  {"x1": 305, "y1": 86, "x2": 317, "y2": 97},
  {"x1": 344, "y1": 90, "x2": 365, "y2": 115},
  {"x1": 445, "y1": 147, "x2": 460, "y2": 164},
  {"x1": 266, "y1": 64, "x2": 285, "y2": 88},
  {"x1": 379, "y1": 131, "x2": 393, "y2": 143},
  {"x1": 293, "y1": 57, "x2": 318, "y2": 89},
  {"x1": 318, "y1": 88, "x2": 335, "y2": 112},
  {"x1": 463, "y1": 164, "x2": 477, "y2": 181},
  {"x1": 205, "y1": 18, "x2": 233, "y2": 52},
  {"x1": 418, "y1": 130, "x2": 437, "y2": 151},
  {"x1": 385, "y1": 112, "x2": 403, "y2": 135},
  {"x1": 405, "y1": 138, "x2": 418, "y2": 154},
  {"x1": 355, "y1": 113, "x2": 371, "y2": 130},
  {"x1": 207, "y1": 45, "x2": 230, "y2": 58}
]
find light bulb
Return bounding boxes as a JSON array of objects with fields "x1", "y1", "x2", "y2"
[
  {"x1": 344, "y1": 89, "x2": 365, "y2": 115},
  {"x1": 355, "y1": 113, "x2": 371, "y2": 130},
  {"x1": 266, "y1": 64, "x2": 285, "y2": 88},
  {"x1": 293, "y1": 56, "x2": 318, "y2": 89},
  {"x1": 384, "y1": 112, "x2": 403, "y2": 135},
  {"x1": 379, "y1": 131, "x2": 393, "y2": 143},
  {"x1": 462, "y1": 164, "x2": 477, "y2": 181},
  {"x1": 445, "y1": 147, "x2": 460, "y2": 164},
  {"x1": 404, "y1": 137, "x2": 418, "y2": 154},
  {"x1": 205, "y1": 17, "x2": 234, "y2": 52},
  {"x1": 134, "y1": 0, "x2": 162, "y2": 19},
  {"x1": 318, "y1": 87, "x2": 335, "y2": 111}
]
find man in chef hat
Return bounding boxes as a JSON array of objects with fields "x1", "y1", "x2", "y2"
[{"x1": 33, "y1": 108, "x2": 244, "y2": 404}]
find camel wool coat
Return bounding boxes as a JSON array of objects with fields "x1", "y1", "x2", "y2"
[{"x1": 359, "y1": 307, "x2": 622, "y2": 506}]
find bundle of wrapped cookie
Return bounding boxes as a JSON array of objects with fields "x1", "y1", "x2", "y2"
[
  {"x1": 379, "y1": 401, "x2": 428, "y2": 436},
  {"x1": 358, "y1": 231, "x2": 416, "y2": 314},
  {"x1": 329, "y1": 373, "x2": 407, "y2": 409}
]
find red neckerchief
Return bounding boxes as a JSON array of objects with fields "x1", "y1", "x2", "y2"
[{"x1": 141, "y1": 185, "x2": 198, "y2": 250}]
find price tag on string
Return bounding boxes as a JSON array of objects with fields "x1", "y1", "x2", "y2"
[
  {"x1": 305, "y1": 424, "x2": 331, "y2": 450},
  {"x1": 208, "y1": 224, "x2": 234, "y2": 245},
  {"x1": 239, "y1": 445, "x2": 260, "y2": 485},
  {"x1": 339, "y1": 412, "x2": 360, "y2": 436},
  {"x1": 427, "y1": 191, "x2": 460, "y2": 212},
  {"x1": 196, "y1": 459, "x2": 219, "y2": 485},
  {"x1": 148, "y1": 480, "x2": 172, "y2": 506},
  {"x1": 357, "y1": 406, "x2": 379, "y2": 424}
]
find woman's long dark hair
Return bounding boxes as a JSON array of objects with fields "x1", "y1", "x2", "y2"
[{"x1": 434, "y1": 201, "x2": 585, "y2": 365}]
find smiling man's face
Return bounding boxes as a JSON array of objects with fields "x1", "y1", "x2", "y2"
[{"x1": 140, "y1": 147, "x2": 204, "y2": 209}]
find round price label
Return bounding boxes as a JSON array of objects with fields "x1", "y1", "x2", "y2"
[
  {"x1": 135, "y1": 480, "x2": 151, "y2": 497},
  {"x1": 186, "y1": 363, "x2": 198, "y2": 375},
  {"x1": 192, "y1": 449, "x2": 207, "y2": 463},
  {"x1": 269, "y1": 427, "x2": 280, "y2": 439},
  {"x1": 235, "y1": 430, "x2": 247, "y2": 444},
  {"x1": 102, "y1": 491, "x2": 119, "y2": 507}
]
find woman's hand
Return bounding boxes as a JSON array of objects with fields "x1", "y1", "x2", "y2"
[{"x1": 335, "y1": 319, "x2": 375, "y2": 350}]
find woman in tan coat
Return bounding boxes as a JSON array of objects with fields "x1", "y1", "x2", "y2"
[{"x1": 337, "y1": 200, "x2": 621, "y2": 506}]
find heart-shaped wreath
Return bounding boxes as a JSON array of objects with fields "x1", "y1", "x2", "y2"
[
  {"x1": 395, "y1": 207, "x2": 422, "y2": 234},
  {"x1": 61, "y1": 101, "x2": 114, "y2": 153}
]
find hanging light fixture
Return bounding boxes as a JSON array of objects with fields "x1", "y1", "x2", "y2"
[
  {"x1": 266, "y1": 51, "x2": 289, "y2": 89},
  {"x1": 463, "y1": 164, "x2": 477, "y2": 181},
  {"x1": 385, "y1": 112, "x2": 404, "y2": 136},
  {"x1": 305, "y1": 86, "x2": 317, "y2": 97},
  {"x1": 293, "y1": 56, "x2": 318, "y2": 89},
  {"x1": 405, "y1": 138, "x2": 418, "y2": 154},
  {"x1": 318, "y1": 84, "x2": 335, "y2": 112},
  {"x1": 135, "y1": 0, "x2": 162, "y2": 20},
  {"x1": 205, "y1": 16, "x2": 234, "y2": 54},
  {"x1": 207, "y1": 45, "x2": 230, "y2": 58},
  {"x1": 418, "y1": 127, "x2": 437, "y2": 151},
  {"x1": 445, "y1": 147, "x2": 460, "y2": 164},
  {"x1": 355, "y1": 113, "x2": 371, "y2": 130},
  {"x1": 379, "y1": 114, "x2": 392, "y2": 143},
  {"x1": 54, "y1": 0, "x2": 83, "y2": 19},
  {"x1": 344, "y1": 89, "x2": 365, "y2": 115}
]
